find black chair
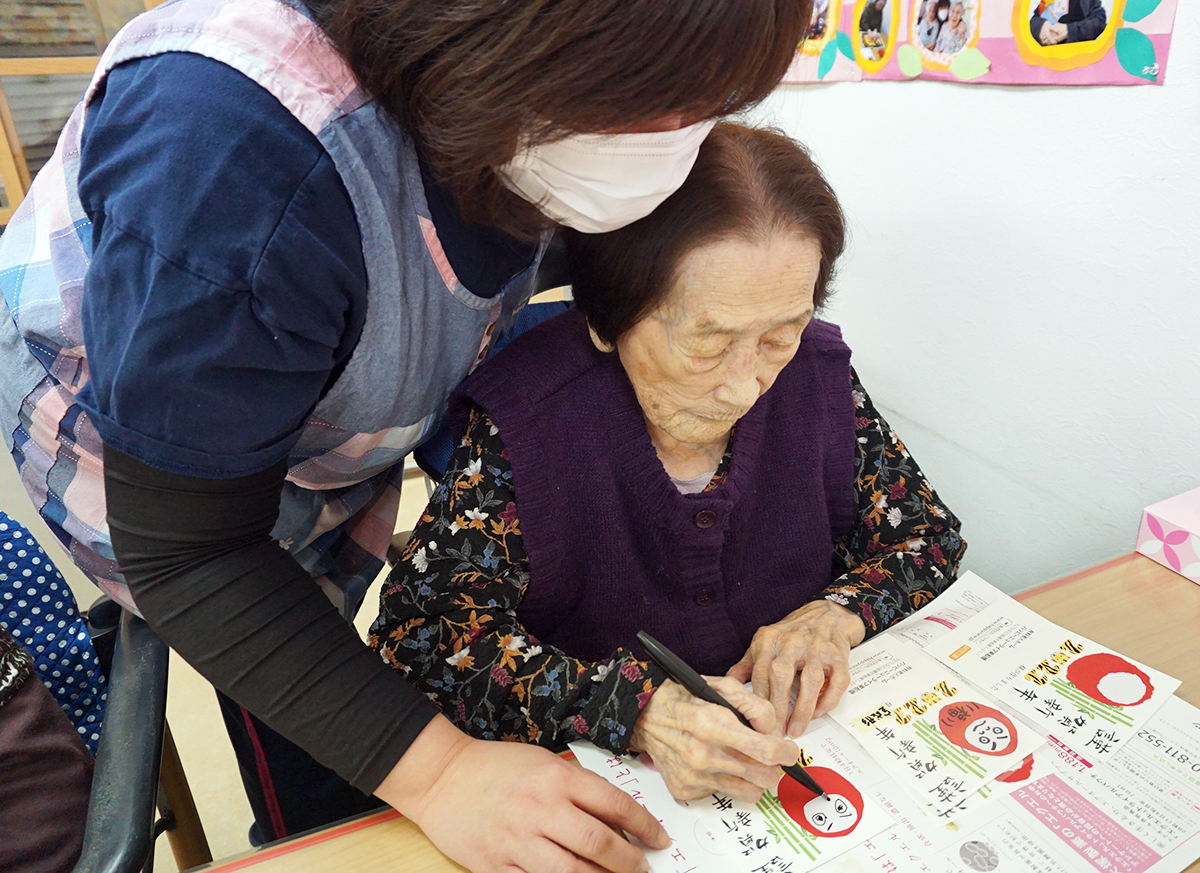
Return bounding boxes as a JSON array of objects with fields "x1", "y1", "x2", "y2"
[{"x1": 73, "y1": 600, "x2": 210, "y2": 873}]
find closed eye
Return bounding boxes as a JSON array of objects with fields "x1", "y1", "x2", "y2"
[
  {"x1": 759, "y1": 339, "x2": 794, "y2": 352},
  {"x1": 680, "y1": 338, "x2": 729, "y2": 364},
  {"x1": 685, "y1": 353, "x2": 723, "y2": 372}
]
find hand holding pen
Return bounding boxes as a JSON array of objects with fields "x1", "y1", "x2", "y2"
[{"x1": 638, "y1": 633, "x2": 825, "y2": 796}]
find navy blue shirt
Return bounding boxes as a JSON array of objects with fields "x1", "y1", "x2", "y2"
[
  {"x1": 77, "y1": 52, "x2": 533, "y2": 478},
  {"x1": 74, "y1": 50, "x2": 540, "y2": 798}
]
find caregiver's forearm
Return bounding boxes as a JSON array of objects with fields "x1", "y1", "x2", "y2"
[{"x1": 103, "y1": 446, "x2": 438, "y2": 792}]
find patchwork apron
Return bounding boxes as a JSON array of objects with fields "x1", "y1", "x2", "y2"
[{"x1": 0, "y1": 0, "x2": 544, "y2": 617}]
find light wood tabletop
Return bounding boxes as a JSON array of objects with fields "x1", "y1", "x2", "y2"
[{"x1": 198, "y1": 553, "x2": 1200, "y2": 873}]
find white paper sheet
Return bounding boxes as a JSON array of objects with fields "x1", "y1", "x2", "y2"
[
  {"x1": 570, "y1": 573, "x2": 1200, "y2": 873},
  {"x1": 920, "y1": 695, "x2": 1200, "y2": 873},
  {"x1": 886, "y1": 572, "x2": 1004, "y2": 648},
  {"x1": 929, "y1": 597, "x2": 1181, "y2": 765},
  {"x1": 570, "y1": 720, "x2": 892, "y2": 873},
  {"x1": 830, "y1": 637, "x2": 1043, "y2": 822}
]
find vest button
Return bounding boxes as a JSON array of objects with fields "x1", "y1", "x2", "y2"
[
  {"x1": 694, "y1": 589, "x2": 716, "y2": 607},
  {"x1": 694, "y1": 509, "x2": 718, "y2": 529}
]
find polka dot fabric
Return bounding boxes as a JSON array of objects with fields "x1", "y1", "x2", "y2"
[{"x1": 0, "y1": 512, "x2": 107, "y2": 753}]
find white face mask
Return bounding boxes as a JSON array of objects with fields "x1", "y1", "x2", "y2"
[
  {"x1": 497, "y1": 119, "x2": 718, "y2": 234},
  {"x1": 938, "y1": 8, "x2": 949, "y2": 19}
]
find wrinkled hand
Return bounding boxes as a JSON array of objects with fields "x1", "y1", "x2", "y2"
[
  {"x1": 630, "y1": 677, "x2": 799, "y2": 803},
  {"x1": 378, "y1": 716, "x2": 669, "y2": 873},
  {"x1": 727, "y1": 600, "x2": 867, "y2": 739}
]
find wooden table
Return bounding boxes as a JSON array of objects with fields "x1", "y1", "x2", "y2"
[{"x1": 199, "y1": 553, "x2": 1200, "y2": 873}]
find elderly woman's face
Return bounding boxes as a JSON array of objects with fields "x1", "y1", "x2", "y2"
[
  {"x1": 950, "y1": 4, "x2": 963, "y2": 25},
  {"x1": 615, "y1": 233, "x2": 821, "y2": 447}
]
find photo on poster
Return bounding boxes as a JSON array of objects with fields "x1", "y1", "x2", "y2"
[
  {"x1": 809, "y1": 0, "x2": 835, "y2": 41},
  {"x1": 801, "y1": 0, "x2": 843, "y2": 57},
  {"x1": 1028, "y1": 0, "x2": 1113, "y2": 46},
  {"x1": 782, "y1": 0, "x2": 1176, "y2": 83},
  {"x1": 857, "y1": 0, "x2": 893, "y2": 62},
  {"x1": 912, "y1": 0, "x2": 979, "y2": 61}
]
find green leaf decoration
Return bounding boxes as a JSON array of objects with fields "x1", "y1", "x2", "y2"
[
  {"x1": 949, "y1": 47, "x2": 991, "y2": 81},
  {"x1": 898, "y1": 44, "x2": 924, "y2": 78},
  {"x1": 1115, "y1": 27, "x2": 1159, "y2": 81},
  {"x1": 818, "y1": 40, "x2": 839, "y2": 79},
  {"x1": 836, "y1": 31, "x2": 856, "y2": 61},
  {"x1": 1121, "y1": 0, "x2": 1161, "y2": 23}
]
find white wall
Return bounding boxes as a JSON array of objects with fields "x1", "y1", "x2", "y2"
[{"x1": 746, "y1": 2, "x2": 1200, "y2": 593}]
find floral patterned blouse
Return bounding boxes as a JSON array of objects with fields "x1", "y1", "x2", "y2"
[
  {"x1": 0, "y1": 626, "x2": 34, "y2": 710},
  {"x1": 370, "y1": 368, "x2": 965, "y2": 754}
]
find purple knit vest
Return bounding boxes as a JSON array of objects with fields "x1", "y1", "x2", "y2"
[{"x1": 452, "y1": 308, "x2": 856, "y2": 675}]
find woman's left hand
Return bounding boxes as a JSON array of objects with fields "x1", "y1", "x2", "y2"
[{"x1": 726, "y1": 600, "x2": 867, "y2": 739}]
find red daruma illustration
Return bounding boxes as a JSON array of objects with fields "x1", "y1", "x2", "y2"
[
  {"x1": 1066, "y1": 652, "x2": 1154, "y2": 707},
  {"x1": 938, "y1": 702, "x2": 1019, "y2": 756},
  {"x1": 777, "y1": 767, "x2": 864, "y2": 838}
]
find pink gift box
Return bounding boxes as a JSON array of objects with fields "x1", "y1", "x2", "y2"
[{"x1": 1136, "y1": 486, "x2": 1200, "y2": 583}]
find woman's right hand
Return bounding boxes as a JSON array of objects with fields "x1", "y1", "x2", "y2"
[
  {"x1": 629, "y1": 678, "x2": 800, "y2": 803},
  {"x1": 376, "y1": 715, "x2": 669, "y2": 873}
]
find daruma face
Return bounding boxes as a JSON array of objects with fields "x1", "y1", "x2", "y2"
[
  {"x1": 777, "y1": 766, "x2": 865, "y2": 838},
  {"x1": 965, "y1": 717, "x2": 1012, "y2": 754},
  {"x1": 938, "y1": 702, "x2": 1019, "y2": 756},
  {"x1": 803, "y1": 793, "x2": 860, "y2": 835}
]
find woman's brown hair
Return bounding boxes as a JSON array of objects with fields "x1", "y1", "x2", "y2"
[
  {"x1": 308, "y1": 0, "x2": 811, "y2": 237},
  {"x1": 565, "y1": 123, "x2": 846, "y2": 345}
]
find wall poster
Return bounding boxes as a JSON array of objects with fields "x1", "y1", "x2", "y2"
[{"x1": 786, "y1": 0, "x2": 1178, "y2": 85}]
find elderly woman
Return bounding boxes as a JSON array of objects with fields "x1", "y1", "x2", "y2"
[
  {"x1": 935, "y1": 2, "x2": 970, "y2": 53},
  {"x1": 372, "y1": 124, "x2": 965, "y2": 801},
  {"x1": 917, "y1": 0, "x2": 944, "y2": 49}
]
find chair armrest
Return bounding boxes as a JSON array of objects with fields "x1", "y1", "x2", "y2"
[{"x1": 72, "y1": 610, "x2": 169, "y2": 873}]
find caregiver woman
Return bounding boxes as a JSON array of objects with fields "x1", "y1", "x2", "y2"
[{"x1": 0, "y1": 0, "x2": 813, "y2": 870}]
